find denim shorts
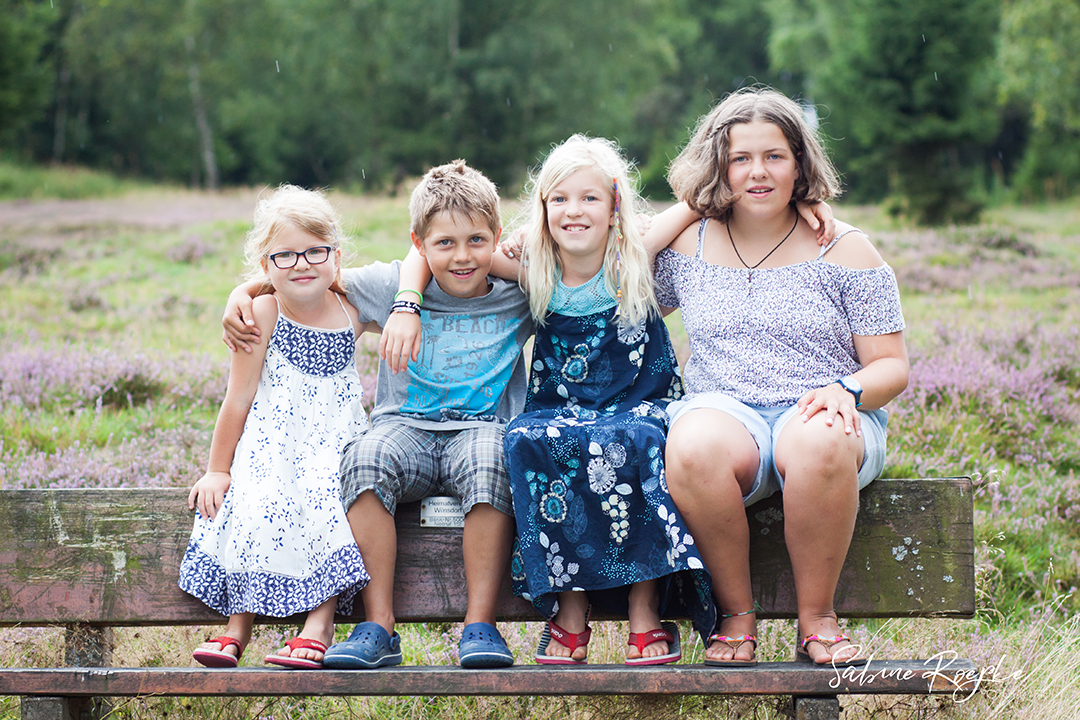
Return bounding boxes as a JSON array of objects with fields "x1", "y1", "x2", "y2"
[{"x1": 666, "y1": 392, "x2": 889, "y2": 507}]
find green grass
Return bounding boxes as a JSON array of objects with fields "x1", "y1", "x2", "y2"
[{"x1": 0, "y1": 160, "x2": 149, "y2": 200}]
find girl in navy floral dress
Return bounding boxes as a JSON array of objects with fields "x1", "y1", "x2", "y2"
[
  {"x1": 503, "y1": 136, "x2": 715, "y2": 665},
  {"x1": 180, "y1": 186, "x2": 371, "y2": 669}
]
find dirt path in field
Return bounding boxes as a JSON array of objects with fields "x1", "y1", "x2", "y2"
[{"x1": 0, "y1": 189, "x2": 263, "y2": 232}]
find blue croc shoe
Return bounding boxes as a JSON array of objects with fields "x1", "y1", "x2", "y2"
[
  {"x1": 458, "y1": 622, "x2": 514, "y2": 668},
  {"x1": 322, "y1": 622, "x2": 403, "y2": 669}
]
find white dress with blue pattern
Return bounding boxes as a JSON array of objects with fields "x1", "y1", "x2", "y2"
[{"x1": 179, "y1": 296, "x2": 370, "y2": 617}]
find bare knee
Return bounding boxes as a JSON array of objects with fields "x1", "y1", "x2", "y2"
[
  {"x1": 775, "y1": 417, "x2": 862, "y2": 481},
  {"x1": 666, "y1": 416, "x2": 758, "y2": 498}
]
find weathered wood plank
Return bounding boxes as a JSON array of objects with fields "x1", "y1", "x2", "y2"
[
  {"x1": 0, "y1": 478, "x2": 973, "y2": 626},
  {"x1": 0, "y1": 660, "x2": 979, "y2": 697}
]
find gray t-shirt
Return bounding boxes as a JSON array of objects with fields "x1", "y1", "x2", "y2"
[{"x1": 343, "y1": 261, "x2": 534, "y2": 430}]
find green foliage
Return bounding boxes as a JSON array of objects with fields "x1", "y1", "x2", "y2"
[
  {"x1": 770, "y1": 0, "x2": 1000, "y2": 223},
  {"x1": 998, "y1": 0, "x2": 1080, "y2": 200},
  {"x1": 631, "y1": 0, "x2": 804, "y2": 198},
  {"x1": 0, "y1": 0, "x2": 53, "y2": 145},
  {"x1": 43, "y1": 0, "x2": 684, "y2": 191},
  {"x1": 5, "y1": 1, "x2": 1080, "y2": 211}
]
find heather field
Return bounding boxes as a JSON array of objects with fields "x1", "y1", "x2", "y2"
[{"x1": 2, "y1": 184, "x2": 1079, "y2": 719}]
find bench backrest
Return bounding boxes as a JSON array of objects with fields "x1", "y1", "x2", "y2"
[{"x1": 0, "y1": 478, "x2": 973, "y2": 626}]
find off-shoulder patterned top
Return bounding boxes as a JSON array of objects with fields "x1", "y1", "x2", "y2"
[{"x1": 654, "y1": 218, "x2": 905, "y2": 408}]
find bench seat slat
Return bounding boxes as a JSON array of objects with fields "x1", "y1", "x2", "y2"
[
  {"x1": 0, "y1": 478, "x2": 974, "y2": 626},
  {"x1": 0, "y1": 661, "x2": 978, "y2": 697}
]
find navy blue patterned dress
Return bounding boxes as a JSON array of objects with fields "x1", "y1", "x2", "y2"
[{"x1": 505, "y1": 275, "x2": 715, "y2": 636}]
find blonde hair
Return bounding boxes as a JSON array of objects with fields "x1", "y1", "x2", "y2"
[
  {"x1": 518, "y1": 134, "x2": 656, "y2": 327},
  {"x1": 243, "y1": 184, "x2": 349, "y2": 295},
  {"x1": 409, "y1": 159, "x2": 501, "y2": 242},
  {"x1": 668, "y1": 87, "x2": 841, "y2": 221}
]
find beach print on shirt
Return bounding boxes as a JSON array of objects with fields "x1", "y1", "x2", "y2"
[{"x1": 401, "y1": 310, "x2": 525, "y2": 422}]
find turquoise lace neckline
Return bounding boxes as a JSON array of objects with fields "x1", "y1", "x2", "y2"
[{"x1": 548, "y1": 267, "x2": 617, "y2": 317}]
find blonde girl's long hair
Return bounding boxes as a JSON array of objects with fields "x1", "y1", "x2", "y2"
[
  {"x1": 242, "y1": 184, "x2": 350, "y2": 296},
  {"x1": 518, "y1": 134, "x2": 657, "y2": 327}
]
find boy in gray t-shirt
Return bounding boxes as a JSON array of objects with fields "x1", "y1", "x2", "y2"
[{"x1": 323, "y1": 161, "x2": 533, "y2": 670}]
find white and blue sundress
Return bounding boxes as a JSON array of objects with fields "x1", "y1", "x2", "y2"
[{"x1": 179, "y1": 295, "x2": 370, "y2": 617}]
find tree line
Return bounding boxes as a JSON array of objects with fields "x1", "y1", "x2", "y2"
[{"x1": 2, "y1": 0, "x2": 1077, "y2": 223}]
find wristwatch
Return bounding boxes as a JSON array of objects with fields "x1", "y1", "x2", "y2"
[{"x1": 836, "y1": 376, "x2": 863, "y2": 407}]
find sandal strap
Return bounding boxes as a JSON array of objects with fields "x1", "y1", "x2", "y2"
[
  {"x1": 801, "y1": 633, "x2": 851, "y2": 650},
  {"x1": 627, "y1": 627, "x2": 674, "y2": 653},
  {"x1": 549, "y1": 619, "x2": 592, "y2": 650},
  {"x1": 283, "y1": 637, "x2": 328, "y2": 654},
  {"x1": 708, "y1": 633, "x2": 756, "y2": 645},
  {"x1": 205, "y1": 635, "x2": 244, "y2": 652}
]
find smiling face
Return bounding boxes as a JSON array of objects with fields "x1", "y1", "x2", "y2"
[
  {"x1": 261, "y1": 222, "x2": 340, "y2": 302},
  {"x1": 413, "y1": 211, "x2": 498, "y2": 299},
  {"x1": 726, "y1": 120, "x2": 799, "y2": 218},
  {"x1": 544, "y1": 166, "x2": 615, "y2": 273}
]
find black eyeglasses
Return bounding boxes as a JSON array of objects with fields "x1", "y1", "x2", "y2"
[{"x1": 267, "y1": 246, "x2": 334, "y2": 269}]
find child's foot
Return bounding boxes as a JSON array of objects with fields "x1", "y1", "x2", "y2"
[
  {"x1": 192, "y1": 634, "x2": 246, "y2": 668},
  {"x1": 626, "y1": 613, "x2": 669, "y2": 661},
  {"x1": 626, "y1": 580, "x2": 671, "y2": 662},
  {"x1": 265, "y1": 636, "x2": 330, "y2": 669},
  {"x1": 537, "y1": 594, "x2": 591, "y2": 663},
  {"x1": 266, "y1": 616, "x2": 335, "y2": 669},
  {"x1": 626, "y1": 622, "x2": 681, "y2": 666}
]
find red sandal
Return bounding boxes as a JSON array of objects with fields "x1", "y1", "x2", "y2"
[
  {"x1": 535, "y1": 611, "x2": 592, "y2": 665},
  {"x1": 626, "y1": 621, "x2": 681, "y2": 666},
  {"x1": 265, "y1": 637, "x2": 329, "y2": 669},
  {"x1": 192, "y1": 635, "x2": 245, "y2": 668}
]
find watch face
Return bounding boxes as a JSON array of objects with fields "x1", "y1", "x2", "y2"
[{"x1": 842, "y1": 377, "x2": 862, "y2": 394}]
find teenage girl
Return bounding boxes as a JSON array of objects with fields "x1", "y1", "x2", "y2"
[
  {"x1": 181, "y1": 185, "x2": 372, "y2": 669},
  {"x1": 654, "y1": 87, "x2": 909, "y2": 667}
]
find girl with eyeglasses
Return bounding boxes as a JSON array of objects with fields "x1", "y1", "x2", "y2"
[{"x1": 180, "y1": 185, "x2": 373, "y2": 669}]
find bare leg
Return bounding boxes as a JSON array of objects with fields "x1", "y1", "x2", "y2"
[
  {"x1": 775, "y1": 413, "x2": 864, "y2": 664},
  {"x1": 666, "y1": 410, "x2": 760, "y2": 662},
  {"x1": 546, "y1": 589, "x2": 589, "y2": 661},
  {"x1": 196, "y1": 612, "x2": 254, "y2": 659},
  {"x1": 346, "y1": 489, "x2": 398, "y2": 635},
  {"x1": 626, "y1": 579, "x2": 667, "y2": 659},
  {"x1": 462, "y1": 502, "x2": 514, "y2": 627},
  {"x1": 269, "y1": 596, "x2": 338, "y2": 662}
]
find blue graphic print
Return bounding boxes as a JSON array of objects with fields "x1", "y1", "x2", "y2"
[{"x1": 402, "y1": 310, "x2": 525, "y2": 422}]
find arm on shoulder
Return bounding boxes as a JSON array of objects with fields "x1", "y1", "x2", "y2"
[
  {"x1": 490, "y1": 242, "x2": 523, "y2": 284},
  {"x1": 825, "y1": 221, "x2": 886, "y2": 270},
  {"x1": 222, "y1": 278, "x2": 271, "y2": 353},
  {"x1": 642, "y1": 202, "x2": 701, "y2": 260},
  {"x1": 338, "y1": 293, "x2": 377, "y2": 337}
]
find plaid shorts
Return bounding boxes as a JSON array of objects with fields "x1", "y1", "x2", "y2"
[{"x1": 339, "y1": 420, "x2": 513, "y2": 517}]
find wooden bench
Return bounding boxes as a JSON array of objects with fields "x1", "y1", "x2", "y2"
[{"x1": 0, "y1": 478, "x2": 977, "y2": 720}]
